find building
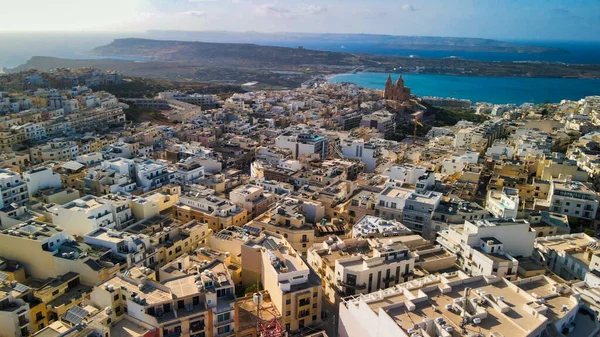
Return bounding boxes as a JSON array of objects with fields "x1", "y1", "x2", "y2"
[
  {"x1": 383, "y1": 74, "x2": 411, "y2": 101},
  {"x1": 135, "y1": 159, "x2": 176, "y2": 192},
  {"x1": 360, "y1": 111, "x2": 395, "y2": 138},
  {"x1": 0, "y1": 288, "x2": 31, "y2": 337},
  {"x1": 307, "y1": 235, "x2": 415, "y2": 303},
  {"x1": 52, "y1": 195, "x2": 116, "y2": 237},
  {"x1": 352, "y1": 215, "x2": 412, "y2": 239},
  {"x1": 486, "y1": 187, "x2": 519, "y2": 219},
  {"x1": 175, "y1": 192, "x2": 249, "y2": 232},
  {"x1": 339, "y1": 271, "x2": 586, "y2": 337},
  {"x1": 241, "y1": 232, "x2": 322, "y2": 332},
  {"x1": 23, "y1": 166, "x2": 62, "y2": 197},
  {"x1": 250, "y1": 198, "x2": 318, "y2": 255},
  {"x1": 547, "y1": 180, "x2": 598, "y2": 220},
  {"x1": 437, "y1": 218, "x2": 537, "y2": 280},
  {"x1": 0, "y1": 220, "x2": 120, "y2": 285},
  {"x1": 0, "y1": 169, "x2": 29, "y2": 209},
  {"x1": 229, "y1": 184, "x2": 276, "y2": 220},
  {"x1": 275, "y1": 129, "x2": 330, "y2": 159},
  {"x1": 340, "y1": 139, "x2": 383, "y2": 172},
  {"x1": 534, "y1": 233, "x2": 600, "y2": 281}
]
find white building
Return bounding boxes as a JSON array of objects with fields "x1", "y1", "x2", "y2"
[
  {"x1": 437, "y1": 218, "x2": 536, "y2": 279},
  {"x1": 275, "y1": 129, "x2": 329, "y2": 159},
  {"x1": 352, "y1": 215, "x2": 412, "y2": 238},
  {"x1": 23, "y1": 166, "x2": 62, "y2": 197},
  {"x1": 135, "y1": 159, "x2": 176, "y2": 191},
  {"x1": 380, "y1": 164, "x2": 427, "y2": 185},
  {"x1": 84, "y1": 228, "x2": 149, "y2": 267},
  {"x1": 548, "y1": 180, "x2": 598, "y2": 220},
  {"x1": 52, "y1": 195, "x2": 116, "y2": 237},
  {"x1": 341, "y1": 139, "x2": 382, "y2": 172},
  {"x1": 440, "y1": 151, "x2": 479, "y2": 176},
  {"x1": 486, "y1": 187, "x2": 519, "y2": 219},
  {"x1": 0, "y1": 169, "x2": 29, "y2": 208}
]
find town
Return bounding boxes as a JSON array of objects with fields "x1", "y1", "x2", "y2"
[{"x1": 0, "y1": 67, "x2": 600, "y2": 337}]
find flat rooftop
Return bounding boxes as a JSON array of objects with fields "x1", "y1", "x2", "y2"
[{"x1": 102, "y1": 276, "x2": 172, "y2": 306}]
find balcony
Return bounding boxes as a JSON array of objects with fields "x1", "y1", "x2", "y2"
[
  {"x1": 18, "y1": 316, "x2": 29, "y2": 327},
  {"x1": 337, "y1": 280, "x2": 366, "y2": 290}
]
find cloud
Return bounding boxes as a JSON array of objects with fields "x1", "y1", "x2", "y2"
[
  {"x1": 304, "y1": 5, "x2": 327, "y2": 15},
  {"x1": 179, "y1": 10, "x2": 207, "y2": 17},
  {"x1": 402, "y1": 4, "x2": 416, "y2": 11},
  {"x1": 255, "y1": 4, "x2": 294, "y2": 18}
]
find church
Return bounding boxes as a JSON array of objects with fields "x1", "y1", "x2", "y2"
[{"x1": 383, "y1": 74, "x2": 411, "y2": 101}]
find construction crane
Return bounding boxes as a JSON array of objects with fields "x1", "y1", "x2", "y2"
[{"x1": 412, "y1": 116, "x2": 424, "y2": 144}]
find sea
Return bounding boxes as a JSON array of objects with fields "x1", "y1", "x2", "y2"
[
  {"x1": 0, "y1": 33, "x2": 599, "y2": 104},
  {"x1": 329, "y1": 73, "x2": 600, "y2": 105}
]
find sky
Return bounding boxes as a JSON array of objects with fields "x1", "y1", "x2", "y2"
[{"x1": 1, "y1": 0, "x2": 599, "y2": 41}]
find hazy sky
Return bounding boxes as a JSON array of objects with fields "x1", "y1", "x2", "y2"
[{"x1": 1, "y1": 0, "x2": 599, "y2": 41}]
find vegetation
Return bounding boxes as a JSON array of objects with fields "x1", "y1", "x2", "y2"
[
  {"x1": 123, "y1": 104, "x2": 169, "y2": 124},
  {"x1": 393, "y1": 103, "x2": 489, "y2": 140},
  {"x1": 96, "y1": 77, "x2": 242, "y2": 99}
]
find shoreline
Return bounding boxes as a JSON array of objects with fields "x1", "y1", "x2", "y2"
[{"x1": 326, "y1": 72, "x2": 600, "y2": 105}]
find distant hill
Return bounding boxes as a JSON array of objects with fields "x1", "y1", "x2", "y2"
[
  {"x1": 144, "y1": 31, "x2": 567, "y2": 54},
  {"x1": 89, "y1": 38, "x2": 361, "y2": 67}
]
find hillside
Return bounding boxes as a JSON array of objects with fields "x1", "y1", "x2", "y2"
[
  {"x1": 89, "y1": 38, "x2": 361, "y2": 67},
  {"x1": 145, "y1": 31, "x2": 567, "y2": 54}
]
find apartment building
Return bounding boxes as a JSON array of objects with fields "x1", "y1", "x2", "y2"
[
  {"x1": 0, "y1": 220, "x2": 120, "y2": 285},
  {"x1": 52, "y1": 195, "x2": 116, "y2": 237},
  {"x1": 486, "y1": 187, "x2": 519, "y2": 219},
  {"x1": 241, "y1": 233, "x2": 322, "y2": 332},
  {"x1": 437, "y1": 218, "x2": 536, "y2": 280},
  {"x1": 308, "y1": 235, "x2": 415, "y2": 303},
  {"x1": 229, "y1": 184, "x2": 277, "y2": 220},
  {"x1": 547, "y1": 180, "x2": 598, "y2": 220},
  {"x1": 121, "y1": 217, "x2": 211, "y2": 269},
  {"x1": 0, "y1": 289, "x2": 31, "y2": 337},
  {"x1": 275, "y1": 129, "x2": 330, "y2": 159},
  {"x1": 175, "y1": 192, "x2": 249, "y2": 233},
  {"x1": 352, "y1": 215, "x2": 412, "y2": 239},
  {"x1": 250, "y1": 199, "x2": 316, "y2": 255},
  {"x1": 360, "y1": 110, "x2": 395, "y2": 138},
  {"x1": 135, "y1": 159, "x2": 177, "y2": 192},
  {"x1": 534, "y1": 233, "x2": 600, "y2": 281},
  {"x1": 159, "y1": 255, "x2": 237, "y2": 336},
  {"x1": 175, "y1": 158, "x2": 205, "y2": 184},
  {"x1": 90, "y1": 274, "x2": 213, "y2": 337},
  {"x1": 340, "y1": 139, "x2": 383, "y2": 172},
  {"x1": 339, "y1": 271, "x2": 585, "y2": 337},
  {"x1": 23, "y1": 166, "x2": 62, "y2": 197},
  {"x1": 0, "y1": 169, "x2": 29, "y2": 208},
  {"x1": 130, "y1": 185, "x2": 181, "y2": 220}
]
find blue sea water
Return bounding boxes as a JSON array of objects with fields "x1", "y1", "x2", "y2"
[{"x1": 329, "y1": 72, "x2": 600, "y2": 105}]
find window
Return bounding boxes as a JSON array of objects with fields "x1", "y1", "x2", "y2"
[
  {"x1": 113, "y1": 294, "x2": 119, "y2": 301},
  {"x1": 286, "y1": 299, "x2": 291, "y2": 305},
  {"x1": 313, "y1": 315, "x2": 317, "y2": 321},
  {"x1": 217, "y1": 326, "x2": 230, "y2": 335},
  {"x1": 286, "y1": 311, "x2": 291, "y2": 315},
  {"x1": 218, "y1": 312, "x2": 231, "y2": 322},
  {"x1": 313, "y1": 291, "x2": 318, "y2": 297}
]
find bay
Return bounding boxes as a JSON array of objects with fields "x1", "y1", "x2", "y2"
[{"x1": 329, "y1": 72, "x2": 600, "y2": 105}]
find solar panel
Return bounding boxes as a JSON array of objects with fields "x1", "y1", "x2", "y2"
[
  {"x1": 13, "y1": 283, "x2": 30, "y2": 293},
  {"x1": 263, "y1": 238, "x2": 279, "y2": 251},
  {"x1": 0, "y1": 273, "x2": 8, "y2": 282},
  {"x1": 243, "y1": 225, "x2": 261, "y2": 236},
  {"x1": 64, "y1": 306, "x2": 89, "y2": 325}
]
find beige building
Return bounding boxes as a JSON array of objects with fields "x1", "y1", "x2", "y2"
[
  {"x1": 229, "y1": 184, "x2": 276, "y2": 220},
  {"x1": 251, "y1": 199, "x2": 315, "y2": 255},
  {"x1": 242, "y1": 232, "x2": 322, "y2": 332},
  {"x1": 308, "y1": 235, "x2": 415, "y2": 303}
]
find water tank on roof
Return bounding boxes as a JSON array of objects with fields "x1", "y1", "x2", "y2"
[{"x1": 253, "y1": 292, "x2": 263, "y2": 306}]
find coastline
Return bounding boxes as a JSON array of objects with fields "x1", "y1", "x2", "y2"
[{"x1": 327, "y1": 72, "x2": 600, "y2": 105}]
